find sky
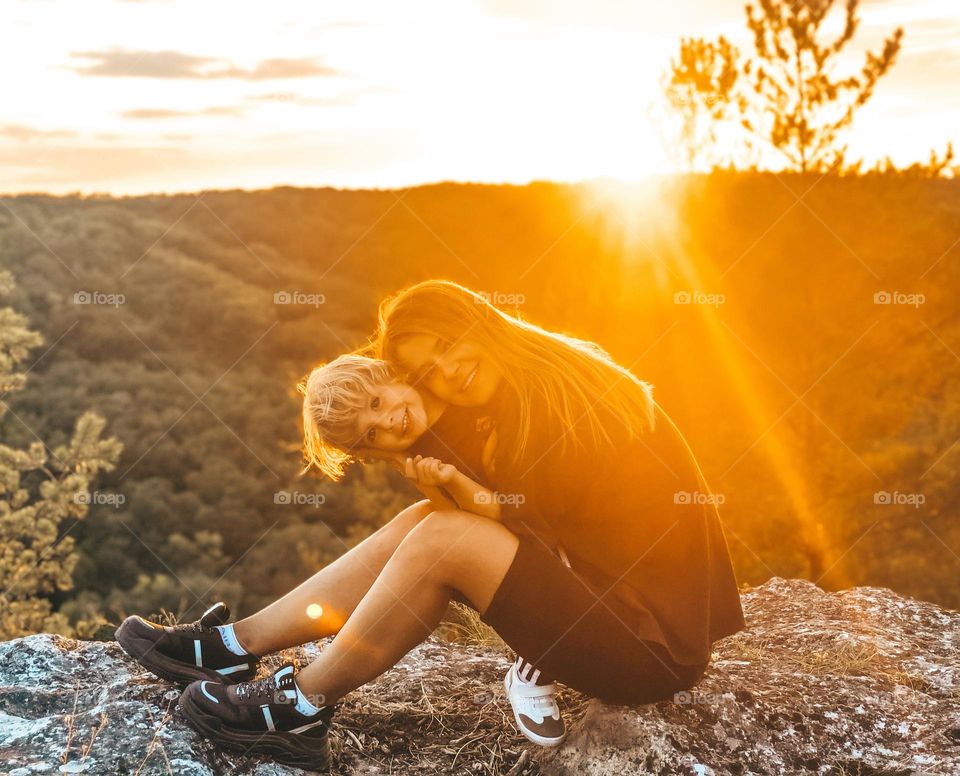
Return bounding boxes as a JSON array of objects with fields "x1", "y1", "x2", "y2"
[{"x1": 2, "y1": 0, "x2": 958, "y2": 195}]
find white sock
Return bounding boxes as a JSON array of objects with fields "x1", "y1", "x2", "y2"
[
  {"x1": 293, "y1": 677, "x2": 324, "y2": 716},
  {"x1": 216, "y1": 623, "x2": 249, "y2": 657}
]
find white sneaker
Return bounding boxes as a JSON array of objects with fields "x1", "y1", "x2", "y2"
[{"x1": 503, "y1": 658, "x2": 566, "y2": 747}]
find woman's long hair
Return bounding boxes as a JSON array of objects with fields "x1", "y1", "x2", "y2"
[{"x1": 374, "y1": 280, "x2": 656, "y2": 469}]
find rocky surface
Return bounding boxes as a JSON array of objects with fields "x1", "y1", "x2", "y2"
[{"x1": 1, "y1": 577, "x2": 958, "y2": 775}]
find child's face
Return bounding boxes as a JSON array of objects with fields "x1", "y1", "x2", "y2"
[{"x1": 354, "y1": 381, "x2": 428, "y2": 452}]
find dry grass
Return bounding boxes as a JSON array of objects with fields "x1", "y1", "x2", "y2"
[
  {"x1": 433, "y1": 601, "x2": 509, "y2": 650},
  {"x1": 249, "y1": 604, "x2": 594, "y2": 774},
  {"x1": 154, "y1": 602, "x2": 580, "y2": 772},
  {"x1": 59, "y1": 681, "x2": 80, "y2": 767},
  {"x1": 324, "y1": 667, "x2": 590, "y2": 775},
  {"x1": 735, "y1": 637, "x2": 937, "y2": 693}
]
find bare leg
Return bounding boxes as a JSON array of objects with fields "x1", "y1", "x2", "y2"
[
  {"x1": 294, "y1": 510, "x2": 520, "y2": 704},
  {"x1": 233, "y1": 499, "x2": 435, "y2": 656}
]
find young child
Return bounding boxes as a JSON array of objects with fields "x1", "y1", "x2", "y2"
[
  {"x1": 299, "y1": 353, "x2": 501, "y2": 518},
  {"x1": 299, "y1": 354, "x2": 566, "y2": 747}
]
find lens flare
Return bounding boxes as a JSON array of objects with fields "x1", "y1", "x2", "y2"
[{"x1": 306, "y1": 603, "x2": 323, "y2": 620}]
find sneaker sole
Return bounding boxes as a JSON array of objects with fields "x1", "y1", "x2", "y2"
[
  {"x1": 178, "y1": 691, "x2": 332, "y2": 769},
  {"x1": 503, "y1": 669, "x2": 566, "y2": 747},
  {"x1": 115, "y1": 618, "x2": 253, "y2": 686}
]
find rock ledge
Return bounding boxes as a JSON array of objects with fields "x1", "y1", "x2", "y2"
[{"x1": 1, "y1": 577, "x2": 958, "y2": 775}]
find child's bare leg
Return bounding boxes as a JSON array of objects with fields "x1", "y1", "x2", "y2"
[
  {"x1": 295, "y1": 510, "x2": 519, "y2": 703},
  {"x1": 233, "y1": 499, "x2": 434, "y2": 655}
]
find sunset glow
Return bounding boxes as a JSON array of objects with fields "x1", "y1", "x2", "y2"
[{"x1": 4, "y1": 0, "x2": 957, "y2": 194}]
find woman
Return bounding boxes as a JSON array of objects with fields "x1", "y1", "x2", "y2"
[
  {"x1": 375, "y1": 280, "x2": 746, "y2": 705},
  {"x1": 116, "y1": 280, "x2": 745, "y2": 768}
]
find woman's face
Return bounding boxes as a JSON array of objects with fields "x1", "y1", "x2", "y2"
[
  {"x1": 353, "y1": 381, "x2": 428, "y2": 451},
  {"x1": 394, "y1": 334, "x2": 502, "y2": 406}
]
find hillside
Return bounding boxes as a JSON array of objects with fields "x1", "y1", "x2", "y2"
[{"x1": 1, "y1": 175, "x2": 959, "y2": 630}]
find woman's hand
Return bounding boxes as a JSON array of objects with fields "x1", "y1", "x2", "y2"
[{"x1": 405, "y1": 454, "x2": 457, "y2": 486}]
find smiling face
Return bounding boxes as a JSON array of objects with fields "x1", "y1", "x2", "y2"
[
  {"x1": 394, "y1": 334, "x2": 502, "y2": 407},
  {"x1": 353, "y1": 381, "x2": 429, "y2": 451}
]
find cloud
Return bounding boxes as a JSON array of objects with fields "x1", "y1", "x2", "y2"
[
  {"x1": 244, "y1": 58, "x2": 336, "y2": 79},
  {"x1": 0, "y1": 124, "x2": 77, "y2": 142},
  {"x1": 68, "y1": 49, "x2": 338, "y2": 79},
  {"x1": 245, "y1": 85, "x2": 391, "y2": 107},
  {"x1": 245, "y1": 92, "x2": 355, "y2": 107},
  {"x1": 0, "y1": 144, "x2": 193, "y2": 191},
  {"x1": 121, "y1": 106, "x2": 245, "y2": 119}
]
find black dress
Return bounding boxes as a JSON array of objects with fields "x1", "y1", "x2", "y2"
[
  {"x1": 406, "y1": 403, "x2": 495, "y2": 488},
  {"x1": 488, "y1": 383, "x2": 747, "y2": 669}
]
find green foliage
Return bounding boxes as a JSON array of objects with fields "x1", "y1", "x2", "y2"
[
  {"x1": 0, "y1": 274, "x2": 122, "y2": 639},
  {"x1": 1, "y1": 178, "x2": 958, "y2": 636}
]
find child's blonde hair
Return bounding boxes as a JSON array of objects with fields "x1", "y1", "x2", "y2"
[{"x1": 298, "y1": 353, "x2": 393, "y2": 480}]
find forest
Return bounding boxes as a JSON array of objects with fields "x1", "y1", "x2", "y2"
[{"x1": 1, "y1": 171, "x2": 958, "y2": 636}]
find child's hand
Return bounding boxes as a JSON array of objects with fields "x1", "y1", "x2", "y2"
[{"x1": 405, "y1": 455, "x2": 457, "y2": 485}]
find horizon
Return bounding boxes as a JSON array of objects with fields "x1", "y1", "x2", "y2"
[{"x1": 4, "y1": 0, "x2": 958, "y2": 196}]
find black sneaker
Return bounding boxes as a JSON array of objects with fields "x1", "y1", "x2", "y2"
[
  {"x1": 178, "y1": 662, "x2": 338, "y2": 769},
  {"x1": 115, "y1": 602, "x2": 259, "y2": 685}
]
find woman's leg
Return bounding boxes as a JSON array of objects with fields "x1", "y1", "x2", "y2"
[
  {"x1": 233, "y1": 499, "x2": 436, "y2": 656},
  {"x1": 294, "y1": 509, "x2": 520, "y2": 704}
]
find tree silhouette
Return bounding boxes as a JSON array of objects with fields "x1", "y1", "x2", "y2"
[
  {"x1": 663, "y1": 36, "x2": 744, "y2": 171},
  {"x1": 664, "y1": 0, "x2": 903, "y2": 172},
  {"x1": 744, "y1": 0, "x2": 902, "y2": 172}
]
